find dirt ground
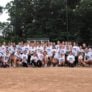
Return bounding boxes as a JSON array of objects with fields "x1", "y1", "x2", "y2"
[{"x1": 0, "y1": 67, "x2": 92, "y2": 92}]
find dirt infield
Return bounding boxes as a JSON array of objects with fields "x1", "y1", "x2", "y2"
[{"x1": 0, "y1": 67, "x2": 92, "y2": 92}]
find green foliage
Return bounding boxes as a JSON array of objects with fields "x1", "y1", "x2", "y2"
[
  {"x1": 0, "y1": 6, "x2": 3, "y2": 13},
  {"x1": 74, "y1": 0, "x2": 92, "y2": 43},
  {"x1": 1, "y1": 0, "x2": 92, "y2": 43}
]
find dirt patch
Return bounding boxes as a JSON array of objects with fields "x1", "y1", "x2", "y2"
[{"x1": 0, "y1": 67, "x2": 92, "y2": 92}]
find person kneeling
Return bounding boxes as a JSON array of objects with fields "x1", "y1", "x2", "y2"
[
  {"x1": 21, "y1": 51, "x2": 28, "y2": 67},
  {"x1": 58, "y1": 53, "x2": 65, "y2": 66},
  {"x1": 31, "y1": 53, "x2": 42, "y2": 67},
  {"x1": 67, "y1": 51, "x2": 75, "y2": 67}
]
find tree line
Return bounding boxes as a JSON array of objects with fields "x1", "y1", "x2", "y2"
[{"x1": 0, "y1": 0, "x2": 92, "y2": 44}]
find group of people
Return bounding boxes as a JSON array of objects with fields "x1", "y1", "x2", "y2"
[{"x1": 0, "y1": 41, "x2": 92, "y2": 68}]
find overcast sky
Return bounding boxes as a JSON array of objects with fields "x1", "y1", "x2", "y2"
[
  {"x1": 0, "y1": 0, "x2": 13, "y2": 22},
  {"x1": 0, "y1": 0, "x2": 13, "y2": 35}
]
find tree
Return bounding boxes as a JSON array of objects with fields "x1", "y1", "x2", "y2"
[
  {"x1": 0, "y1": 6, "x2": 3, "y2": 13},
  {"x1": 6, "y1": 0, "x2": 66, "y2": 40},
  {"x1": 74, "y1": 0, "x2": 92, "y2": 43},
  {"x1": 4, "y1": 0, "x2": 92, "y2": 43}
]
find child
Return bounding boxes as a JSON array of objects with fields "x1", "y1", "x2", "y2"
[
  {"x1": 22, "y1": 50, "x2": 28, "y2": 67},
  {"x1": 67, "y1": 51, "x2": 75, "y2": 67},
  {"x1": 58, "y1": 53, "x2": 65, "y2": 66}
]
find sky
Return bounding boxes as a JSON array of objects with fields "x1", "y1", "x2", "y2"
[{"x1": 0, "y1": 0, "x2": 13, "y2": 22}]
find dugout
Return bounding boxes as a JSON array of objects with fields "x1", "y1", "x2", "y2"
[{"x1": 27, "y1": 38, "x2": 49, "y2": 42}]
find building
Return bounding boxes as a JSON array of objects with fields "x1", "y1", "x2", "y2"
[{"x1": 27, "y1": 38, "x2": 49, "y2": 42}]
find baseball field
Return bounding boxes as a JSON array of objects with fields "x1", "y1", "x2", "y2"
[{"x1": 0, "y1": 67, "x2": 92, "y2": 92}]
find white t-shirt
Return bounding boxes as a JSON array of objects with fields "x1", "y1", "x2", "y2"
[
  {"x1": 59, "y1": 55, "x2": 65, "y2": 63},
  {"x1": 36, "y1": 46, "x2": 44, "y2": 52},
  {"x1": 87, "y1": 52, "x2": 92, "y2": 60},
  {"x1": 8, "y1": 46, "x2": 15, "y2": 54},
  {"x1": 72, "y1": 46, "x2": 80, "y2": 56},
  {"x1": 22, "y1": 54, "x2": 28, "y2": 59},
  {"x1": 54, "y1": 52, "x2": 60, "y2": 60},
  {"x1": 37, "y1": 52, "x2": 44, "y2": 61},
  {"x1": 29, "y1": 47, "x2": 36, "y2": 52},
  {"x1": 46, "y1": 46, "x2": 52, "y2": 57},
  {"x1": 15, "y1": 52, "x2": 22, "y2": 59},
  {"x1": 23, "y1": 45, "x2": 29, "y2": 52},
  {"x1": 1, "y1": 45, "x2": 6, "y2": 54},
  {"x1": 60, "y1": 48, "x2": 66, "y2": 54},
  {"x1": 31, "y1": 55, "x2": 38, "y2": 62},
  {"x1": 3, "y1": 53, "x2": 10, "y2": 62},
  {"x1": 22, "y1": 54, "x2": 28, "y2": 63},
  {"x1": 55, "y1": 45, "x2": 60, "y2": 49},
  {"x1": 67, "y1": 55, "x2": 75, "y2": 63}
]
